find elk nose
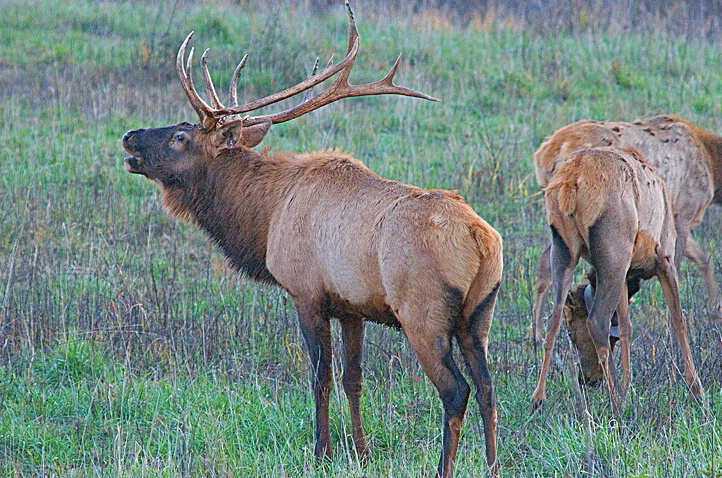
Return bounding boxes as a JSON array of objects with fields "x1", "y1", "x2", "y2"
[{"x1": 122, "y1": 129, "x2": 144, "y2": 143}]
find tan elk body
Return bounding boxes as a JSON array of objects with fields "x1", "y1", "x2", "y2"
[
  {"x1": 531, "y1": 115, "x2": 722, "y2": 342},
  {"x1": 530, "y1": 146, "x2": 704, "y2": 412},
  {"x1": 122, "y1": 3, "x2": 503, "y2": 477}
]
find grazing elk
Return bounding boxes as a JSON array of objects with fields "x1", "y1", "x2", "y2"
[
  {"x1": 531, "y1": 116, "x2": 722, "y2": 343},
  {"x1": 530, "y1": 146, "x2": 705, "y2": 413},
  {"x1": 564, "y1": 270, "x2": 642, "y2": 385},
  {"x1": 122, "y1": 3, "x2": 503, "y2": 477}
]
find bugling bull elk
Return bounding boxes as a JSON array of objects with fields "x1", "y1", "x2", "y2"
[
  {"x1": 531, "y1": 116, "x2": 722, "y2": 343},
  {"x1": 530, "y1": 146, "x2": 705, "y2": 413},
  {"x1": 122, "y1": 3, "x2": 503, "y2": 476}
]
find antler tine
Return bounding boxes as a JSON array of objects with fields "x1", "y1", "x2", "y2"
[
  {"x1": 176, "y1": 32, "x2": 216, "y2": 129},
  {"x1": 215, "y1": 2, "x2": 361, "y2": 116},
  {"x1": 311, "y1": 57, "x2": 321, "y2": 76},
  {"x1": 300, "y1": 57, "x2": 321, "y2": 104},
  {"x1": 176, "y1": 32, "x2": 217, "y2": 128},
  {"x1": 378, "y1": 53, "x2": 440, "y2": 101},
  {"x1": 229, "y1": 54, "x2": 248, "y2": 107},
  {"x1": 339, "y1": 0, "x2": 358, "y2": 86},
  {"x1": 201, "y1": 49, "x2": 224, "y2": 109}
]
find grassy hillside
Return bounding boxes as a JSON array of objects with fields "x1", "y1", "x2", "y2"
[{"x1": 0, "y1": 0, "x2": 720, "y2": 476}]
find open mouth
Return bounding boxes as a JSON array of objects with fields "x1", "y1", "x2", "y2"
[{"x1": 124, "y1": 156, "x2": 144, "y2": 174}]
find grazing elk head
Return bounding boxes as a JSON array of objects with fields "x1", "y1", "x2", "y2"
[
  {"x1": 565, "y1": 282, "x2": 619, "y2": 385},
  {"x1": 565, "y1": 269, "x2": 649, "y2": 386}
]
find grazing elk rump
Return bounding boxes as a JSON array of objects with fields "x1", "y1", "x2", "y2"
[
  {"x1": 530, "y1": 146, "x2": 705, "y2": 413},
  {"x1": 531, "y1": 115, "x2": 722, "y2": 343},
  {"x1": 122, "y1": 3, "x2": 503, "y2": 477}
]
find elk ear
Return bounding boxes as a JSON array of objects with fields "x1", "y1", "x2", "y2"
[
  {"x1": 210, "y1": 120, "x2": 272, "y2": 150},
  {"x1": 210, "y1": 120, "x2": 245, "y2": 150},
  {"x1": 240, "y1": 121, "x2": 272, "y2": 148}
]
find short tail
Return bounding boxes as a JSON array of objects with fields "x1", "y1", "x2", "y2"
[
  {"x1": 557, "y1": 180, "x2": 577, "y2": 217},
  {"x1": 464, "y1": 225, "x2": 503, "y2": 319}
]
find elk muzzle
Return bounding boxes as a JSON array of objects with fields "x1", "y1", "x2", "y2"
[{"x1": 122, "y1": 129, "x2": 145, "y2": 174}]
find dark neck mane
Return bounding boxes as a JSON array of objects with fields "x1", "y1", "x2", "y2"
[{"x1": 162, "y1": 149, "x2": 288, "y2": 285}]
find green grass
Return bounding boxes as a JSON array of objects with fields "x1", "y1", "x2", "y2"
[{"x1": 1, "y1": 0, "x2": 721, "y2": 476}]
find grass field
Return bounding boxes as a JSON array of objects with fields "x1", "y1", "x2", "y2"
[{"x1": 1, "y1": 0, "x2": 720, "y2": 476}]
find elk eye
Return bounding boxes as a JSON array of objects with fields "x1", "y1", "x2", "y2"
[{"x1": 175, "y1": 133, "x2": 185, "y2": 143}]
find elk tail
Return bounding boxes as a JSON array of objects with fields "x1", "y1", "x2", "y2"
[
  {"x1": 557, "y1": 179, "x2": 577, "y2": 217},
  {"x1": 464, "y1": 225, "x2": 503, "y2": 319}
]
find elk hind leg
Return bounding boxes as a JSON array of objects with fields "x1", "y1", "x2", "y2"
[
  {"x1": 684, "y1": 234, "x2": 722, "y2": 322},
  {"x1": 339, "y1": 318, "x2": 370, "y2": 460},
  {"x1": 397, "y1": 299, "x2": 470, "y2": 478},
  {"x1": 457, "y1": 283, "x2": 500, "y2": 476},
  {"x1": 586, "y1": 218, "x2": 633, "y2": 411},
  {"x1": 655, "y1": 250, "x2": 706, "y2": 401},
  {"x1": 531, "y1": 227, "x2": 576, "y2": 413},
  {"x1": 614, "y1": 282, "x2": 632, "y2": 400}
]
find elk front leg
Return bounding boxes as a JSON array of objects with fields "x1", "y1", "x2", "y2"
[
  {"x1": 531, "y1": 245, "x2": 552, "y2": 343},
  {"x1": 296, "y1": 300, "x2": 334, "y2": 459},
  {"x1": 531, "y1": 229, "x2": 576, "y2": 413},
  {"x1": 655, "y1": 250, "x2": 706, "y2": 402},
  {"x1": 339, "y1": 318, "x2": 370, "y2": 460}
]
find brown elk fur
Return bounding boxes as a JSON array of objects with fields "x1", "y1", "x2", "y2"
[
  {"x1": 531, "y1": 115, "x2": 722, "y2": 343},
  {"x1": 123, "y1": 124, "x2": 503, "y2": 477},
  {"x1": 530, "y1": 146, "x2": 705, "y2": 413},
  {"x1": 564, "y1": 267, "x2": 645, "y2": 385},
  {"x1": 565, "y1": 283, "x2": 611, "y2": 386}
]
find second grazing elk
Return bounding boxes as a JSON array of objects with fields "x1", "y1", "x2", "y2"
[
  {"x1": 531, "y1": 115, "x2": 722, "y2": 343},
  {"x1": 530, "y1": 146, "x2": 705, "y2": 413},
  {"x1": 122, "y1": 3, "x2": 503, "y2": 477},
  {"x1": 564, "y1": 270, "x2": 641, "y2": 385}
]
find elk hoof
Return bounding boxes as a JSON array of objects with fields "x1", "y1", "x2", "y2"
[
  {"x1": 530, "y1": 397, "x2": 545, "y2": 414},
  {"x1": 689, "y1": 383, "x2": 706, "y2": 402},
  {"x1": 356, "y1": 443, "x2": 371, "y2": 463}
]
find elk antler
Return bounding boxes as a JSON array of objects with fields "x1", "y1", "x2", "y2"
[
  {"x1": 177, "y1": 36, "x2": 216, "y2": 130},
  {"x1": 176, "y1": 0, "x2": 439, "y2": 131}
]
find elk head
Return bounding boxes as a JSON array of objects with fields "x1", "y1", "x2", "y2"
[
  {"x1": 123, "y1": 0, "x2": 438, "y2": 187},
  {"x1": 565, "y1": 283, "x2": 619, "y2": 385}
]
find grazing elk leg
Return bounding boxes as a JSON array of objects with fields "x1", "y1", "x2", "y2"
[
  {"x1": 397, "y1": 302, "x2": 470, "y2": 478},
  {"x1": 654, "y1": 250, "x2": 706, "y2": 401},
  {"x1": 684, "y1": 234, "x2": 722, "y2": 322},
  {"x1": 296, "y1": 300, "x2": 334, "y2": 460},
  {"x1": 531, "y1": 245, "x2": 552, "y2": 343},
  {"x1": 586, "y1": 215, "x2": 634, "y2": 411},
  {"x1": 457, "y1": 284, "x2": 501, "y2": 476},
  {"x1": 672, "y1": 218, "x2": 689, "y2": 276},
  {"x1": 615, "y1": 283, "x2": 633, "y2": 400},
  {"x1": 339, "y1": 318, "x2": 370, "y2": 460},
  {"x1": 531, "y1": 228, "x2": 576, "y2": 413}
]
